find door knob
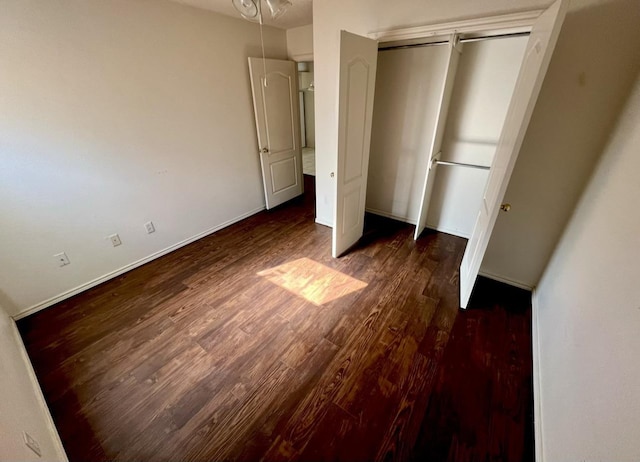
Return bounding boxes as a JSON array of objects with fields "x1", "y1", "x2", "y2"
[
  {"x1": 500, "y1": 203, "x2": 511, "y2": 212},
  {"x1": 261, "y1": 147, "x2": 269, "y2": 154}
]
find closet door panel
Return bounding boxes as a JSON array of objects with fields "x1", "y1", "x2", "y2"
[
  {"x1": 459, "y1": 0, "x2": 569, "y2": 308},
  {"x1": 332, "y1": 31, "x2": 378, "y2": 257},
  {"x1": 414, "y1": 36, "x2": 461, "y2": 240}
]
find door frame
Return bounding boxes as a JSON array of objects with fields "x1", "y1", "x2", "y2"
[{"x1": 369, "y1": 10, "x2": 544, "y2": 45}]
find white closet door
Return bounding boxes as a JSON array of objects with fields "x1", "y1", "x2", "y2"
[
  {"x1": 332, "y1": 31, "x2": 378, "y2": 257},
  {"x1": 459, "y1": 0, "x2": 568, "y2": 308},
  {"x1": 414, "y1": 36, "x2": 461, "y2": 240},
  {"x1": 248, "y1": 58, "x2": 303, "y2": 210}
]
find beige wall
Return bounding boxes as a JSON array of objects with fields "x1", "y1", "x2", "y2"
[
  {"x1": 0, "y1": 304, "x2": 67, "y2": 461},
  {"x1": 0, "y1": 0, "x2": 287, "y2": 316},
  {"x1": 535, "y1": 74, "x2": 640, "y2": 460},
  {"x1": 286, "y1": 24, "x2": 313, "y2": 61}
]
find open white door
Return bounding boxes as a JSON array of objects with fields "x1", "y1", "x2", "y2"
[
  {"x1": 248, "y1": 58, "x2": 303, "y2": 210},
  {"x1": 414, "y1": 36, "x2": 462, "y2": 240},
  {"x1": 332, "y1": 31, "x2": 378, "y2": 257},
  {"x1": 459, "y1": 0, "x2": 568, "y2": 308}
]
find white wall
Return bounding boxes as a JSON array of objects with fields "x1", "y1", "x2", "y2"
[
  {"x1": 312, "y1": 0, "x2": 553, "y2": 226},
  {"x1": 427, "y1": 36, "x2": 527, "y2": 237},
  {"x1": 366, "y1": 45, "x2": 449, "y2": 224},
  {"x1": 0, "y1": 304, "x2": 67, "y2": 461},
  {"x1": 0, "y1": 0, "x2": 287, "y2": 316},
  {"x1": 534, "y1": 74, "x2": 640, "y2": 461},
  {"x1": 286, "y1": 24, "x2": 313, "y2": 61}
]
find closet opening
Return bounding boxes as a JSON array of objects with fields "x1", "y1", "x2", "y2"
[
  {"x1": 332, "y1": 3, "x2": 567, "y2": 306},
  {"x1": 366, "y1": 30, "x2": 529, "y2": 241}
]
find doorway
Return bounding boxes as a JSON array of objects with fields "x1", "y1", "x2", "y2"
[{"x1": 297, "y1": 61, "x2": 316, "y2": 176}]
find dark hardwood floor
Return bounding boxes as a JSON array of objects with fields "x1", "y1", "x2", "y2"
[{"x1": 18, "y1": 176, "x2": 534, "y2": 462}]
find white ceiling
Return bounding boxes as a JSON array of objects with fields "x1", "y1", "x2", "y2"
[{"x1": 170, "y1": 0, "x2": 313, "y2": 29}]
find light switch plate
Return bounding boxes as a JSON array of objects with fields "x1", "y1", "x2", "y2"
[{"x1": 144, "y1": 221, "x2": 155, "y2": 234}]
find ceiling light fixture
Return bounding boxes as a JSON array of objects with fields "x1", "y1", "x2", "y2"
[
  {"x1": 231, "y1": 0, "x2": 292, "y2": 88},
  {"x1": 231, "y1": 0, "x2": 292, "y2": 23}
]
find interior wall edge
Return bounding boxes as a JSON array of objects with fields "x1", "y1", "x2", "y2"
[
  {"x1": 8, "y1": 317, "x2": 68, "y2": 461},
  {"x1": 13, "y1": 205, "x2": 266, "y2": 320}
]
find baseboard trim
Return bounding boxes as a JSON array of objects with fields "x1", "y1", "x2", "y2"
[
  {"x1": 314, "y1": 217, "x2": 333, "y2": 228},
  {"x1": 531, "y1": 288, "x2": 544, "y2": 462},
  {"x1": 478, "y1": 270, "x2": 533, "y2": 291},
  {"x1": 13, "y1": 206, "x2": 266, "y2": 320},
  {"x1": 425, "y1": 222, "x2": 471, "y2": 239},
  {"x1": 9, "y1": 319, "x2": 68, "y2": 461},
  {"x1": 365, "y1": 208, "x2": 417, "y2": 225}
]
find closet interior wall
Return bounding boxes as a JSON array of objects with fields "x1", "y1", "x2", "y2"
[
  {"x1": 366, "y1": 35, "x2": 528, "y2": 238},
  {"x1": 366, "y1": 45, "x2": 449, "y2": 224}
]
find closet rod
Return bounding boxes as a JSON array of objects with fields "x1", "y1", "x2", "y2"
[
  {"x1": 433, "y1": 159, "x2": 490, "y2": 171},
  {"x1": 460, "y1": 31, "x2": 531, "y2": 43},
  {"x1": 379, "y1": 31, "x2": 530, "y2": 51}
]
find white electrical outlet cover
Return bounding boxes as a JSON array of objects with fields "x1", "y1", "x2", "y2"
[
  {"x1": 53, "y1": 252, "x2": 70, "y2": 267},
  {"x1": 145, "y1": 221, "x2": 155, "y2": 234},
  {"x1": 109, "y1": 234, "x2": 122, "y2": 247}
]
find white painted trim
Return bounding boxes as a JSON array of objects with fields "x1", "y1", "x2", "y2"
[
  {"x1": 531, "y1": 288, "x2": 544, "y2": 462},
  {"x1": 365, "y1": 208, "x2": 417, "y2": 225},
  {"x1": 370, "y1": 10, "x2": 543, "y2": 43},
  {"x1": 290, "y1": 53, "x2": 314, "y2": 62},
  {"x1": 425, "y1": 222, "x2": 471, "y2": 240},
  {"x1": 478, "y1": 270, "x2": 533, "y2": 291},
  {"x1": 314, "y1": 217, "x2": 333, "y2": 228},
  {"x1": 9, "y1": 319, "x2": 68, "y2": 461},
  {"x1": 13, "y1": 206, "x2": 266, "y2": 320}
]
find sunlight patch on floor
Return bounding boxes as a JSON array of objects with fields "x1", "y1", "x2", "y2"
[{"x1": 257, "y1": 257, "x2": 367, "y2": 306}]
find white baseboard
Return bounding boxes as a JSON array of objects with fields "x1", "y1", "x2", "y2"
[
  {"x1": 10, "y1": 319, "x2": 68, "y2": 461},
  {"x1": 425, "y1": 222, "x2": 471, "y2": 239},
  {"x1": 365, "y1": 208, "x2": 417, "y2": 225},
  {"x1": 478, "y1": 270, "x2": 533, "y2": 291},
  {"x1": 314, "y1": 217, "x2": 333, "y2": 228},
  {"x1": 13, "y1": 206, "x2": 266, "y2": 320},
  {"x1": 531, "y1": 288, "x2": 544, "y2": 462}
]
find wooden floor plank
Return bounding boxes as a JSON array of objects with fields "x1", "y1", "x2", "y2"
[{"x1": 18, "y1": 176, "x2": 534, "y2": 462}]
